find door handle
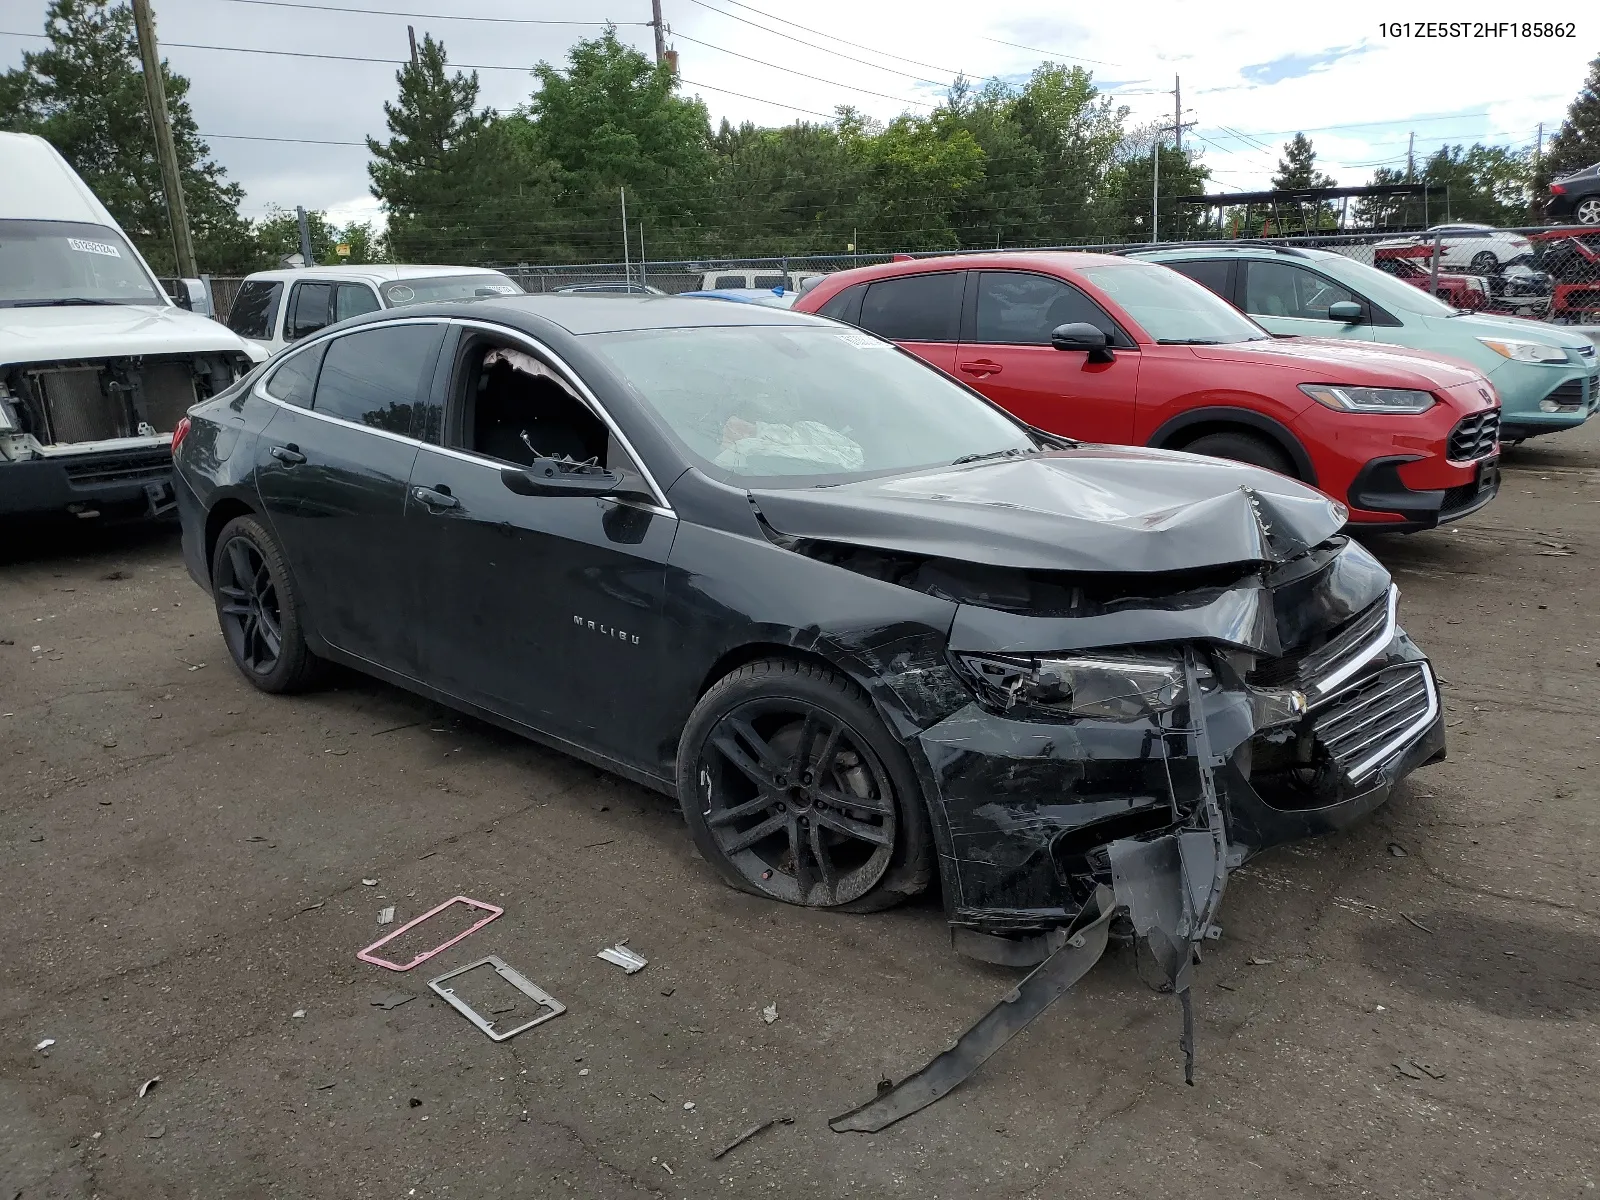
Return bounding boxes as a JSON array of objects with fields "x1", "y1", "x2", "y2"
[
  {"x1": 412, "y1": 485, "x2": 459, "y2": 511},
  {"x1": 959, "y1": 360, "x2": 1002, "y2": 376},
  {"x1": 269, "y1": 444, "x2": 305, "y2": 465}
]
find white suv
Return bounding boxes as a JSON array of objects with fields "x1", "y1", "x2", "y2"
[
  {"x1": 1375, "y1": 224, "x2": 1533, "y2": 276},
  {"x1": 226, "y1": 265, "x2": 524, "y2": 356}
]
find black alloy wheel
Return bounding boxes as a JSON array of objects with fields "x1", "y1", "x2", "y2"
[
  {"x1": 1469, "y1": 251, "x2": 1499, "y2": 275},
  {"x1": 678, "y1": 658, "x2": 932, "y2": 912},
  {"x1": 210, "y1": 514, "x2": 321, "y2": 693}
]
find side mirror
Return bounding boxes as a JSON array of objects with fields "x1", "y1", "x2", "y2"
[
  {"x1": 1051, "y1": 322, "x2": 1115, "y2": 364},
  {"x1": 174, "y1": 278, "x2": 213, "y2": 317},
  {"x1": 1327, "y1": 300, "x2": 1363, "y2": 323},
  {"x1": 501, "y1": 458, "x2": 622, "y2": 498}
]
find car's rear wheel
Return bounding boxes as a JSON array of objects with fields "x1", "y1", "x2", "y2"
[
  {"x1": 1575, "y1": 197, "x2": 1600, "y2": 225},
  {"x1": 1181, "y1": 430, "x2": 1296, "y2": 478},
  {"x1": 677, "y1": 658, "x2": 933, "y2": 912},
  {"x1": 1469, "y1": 251, "x2": 1499, "y2": 274},
  {"x1": 211, "y1": 514, "x2": 321, "y2": 693}
]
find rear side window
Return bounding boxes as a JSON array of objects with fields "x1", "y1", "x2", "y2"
[
  {"x1": 860, "y1": 272, "x2": 962, "y2": 342},
  {"x1": 335, "y1": 283, "x2": 381, "y2": 321},
  {"x1": 287, "y1": 281, "x2": 334, "y2": 340},
  {"x1": 226, "y1": 280, "x2": 282, "y2": 340},
  {"x1": 714, "y1": 274, "x2": 747, "y2": 289},
  {"x1": 816, "y1": 282, "x2": 865, "y2": 324},
  {"x1": 973, "y1": 272, "x2": 1118, "y2": 345},
  {"x1": 1165, "y1": 259, "x2": 1232, "y2": 301},
  {"x1": 313, "y1": 324, "x2": 444, "y2": 435},
  {"x1": 752, "y1": 274, "x2": 786, "y2": 290},
  {"x1": 263, "y1": 342, "x2": 326, "y2": 408}
]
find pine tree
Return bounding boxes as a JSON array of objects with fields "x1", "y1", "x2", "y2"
[
  {"x1": 1544, "y1": 53, "x2": 1600, "y2": 180},
  {"x1": 1271, "y1": 133, "x2": 1336, "y2": 191},
  {"x1": 367, "y1": 33, "x2": 499, "y2": 261},
  {"x1": 0, "y1": 0, "x2": 257, "y2": 273}
]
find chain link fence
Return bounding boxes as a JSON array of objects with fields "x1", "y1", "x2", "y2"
[{"x1": 179, "y1": 227, "x2": 1600, "y2": 332}]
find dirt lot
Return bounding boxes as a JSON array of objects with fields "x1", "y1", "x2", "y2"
[{"x1": 3, "y1": 428, "x2": 1599, "y2": 1200}]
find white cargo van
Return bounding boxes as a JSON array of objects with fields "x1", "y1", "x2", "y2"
[{"x1": 0, "y1": 132, "x2": 259, "y2": 520}]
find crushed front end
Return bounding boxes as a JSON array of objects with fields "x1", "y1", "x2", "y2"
[{"x1": 831, "y1": 532, "x2": 1444, "y2": 1131}]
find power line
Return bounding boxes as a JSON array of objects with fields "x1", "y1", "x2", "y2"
[
  {"x1": 206, "y1": 132, "x2": 369, "y2": 145},
  {"x1": 213, "y1": 0, "x2": 645, "y2": 24},
  {"x1": 682, "y1": 0, "x2": 954, "y2": 88},
  {"x1": 978, "y1": 34, "x2": 1120, "y2": 69},
  {"x1": 669, "y1": 30, "x2": 935, "y2": 108},
  {"x1": 695, "y1": 0, "x2": 976, "y2": 79}
]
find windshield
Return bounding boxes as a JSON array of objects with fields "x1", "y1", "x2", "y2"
[
  {"x1": 588, "y1": 324, "x2": 1037, "y2": 483},
  {"x1": 380, "y1": 273, "x2": 522, "y2": 307},
  {"x1": 0, "y1": 219, "x2": 165, "y2": 307},
  {"x1": 1079, "y1": 262, "x2": 1268, "y2": 344}
]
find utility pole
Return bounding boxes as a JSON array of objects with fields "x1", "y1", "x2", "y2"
[
  {"x1": 131, "y1": 0, "x2": 196, "y2": 278},
  {"x1": 408, "y1": 24, "x2": 418, "y2": 65},
  {"x1": 1151, "y1": 111, "x2": 1196, "y2": 245},
  {"x1": 650, "y1": 0, "x2": 666, "y2": 65},
  {"x1": 1536, "y1": 121, "x2": 1544, "y2": 172},
  {"x1": 620, "y1": 187, "x2": 630, "y2": 285},
  {"x1": 1173, "y1": 75, "x2": 1182, "y2": 152},
  {"x1": 1406, "y1": 130, "x2": 1414, "y2": 181},
  {"x1": 296, "y1": 206, "x2": 314, "y2": 267}
]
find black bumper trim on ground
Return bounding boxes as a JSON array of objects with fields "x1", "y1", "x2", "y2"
[
  {"x1": 1347, "y1": 453, "x2": 1499, "y2": 532},
  {"x1": 0, "y1": 448, "x2": 175, "y2": 518}
]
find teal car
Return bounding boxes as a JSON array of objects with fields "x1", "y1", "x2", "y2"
[{"x1": 1133, "y1": 245, "x2": 1599, "y2": 443}]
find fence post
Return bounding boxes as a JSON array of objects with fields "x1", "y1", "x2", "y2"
[{"x1": 1430, "y1": 232, "x2": 1442, "y2": 299}]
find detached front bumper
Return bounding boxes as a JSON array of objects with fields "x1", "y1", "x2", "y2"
[
  {"x1": 912, "y1": 603, "x2": 1442, "y2": 938},
  {"x1": 0, "y1": 444, "x2": 176, "y2": 519}
]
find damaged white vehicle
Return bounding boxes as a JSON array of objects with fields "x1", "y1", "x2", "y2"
[{"x1": 0, "y1": 132, "x2": 258, "y2": 521}]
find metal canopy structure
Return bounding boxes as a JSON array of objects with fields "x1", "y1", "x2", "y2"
[{"x1": 1175, "y1": 184, "x2": 1449, "y2": 235}]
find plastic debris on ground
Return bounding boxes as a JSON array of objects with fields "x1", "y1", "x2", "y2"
[
  {"x1": 34, "y1": 1038, "x2": 54, "y2": 1051},
  {"x1": 137, "y1": 1076, "x2": 160, "y2": 1098},
  {"x1": 597, "y1": 944, "x2": 648, "y2": 974},
  {"x1": 761, "y1": 1003, "x2": 778, "y2": 1024},
  {"x1": 378, "y1": 906, "x2": 395, "y2": 925},
  {"x1": 370, "y1": 991, "x2": 415, "y2": 1011},
  {"x1": 428, "y1": 956, "x2": 565, "y2": 1042}
]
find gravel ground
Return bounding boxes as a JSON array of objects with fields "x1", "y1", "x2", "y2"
[{"x1": 3, "y1": 427, "x2": 1598, "y2": 1199}]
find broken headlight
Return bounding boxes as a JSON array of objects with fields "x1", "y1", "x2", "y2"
[{"x1": 953, "y1": 650, "x2": 1200, "y2": 721}]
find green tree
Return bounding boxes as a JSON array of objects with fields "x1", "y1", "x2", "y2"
[
  {"x1": 1422, "y1": 143, "x2": 1532, "y2": 225},
  {"x1": 251, "y1": 206, "x2": 389, "y2": 266},
  {"x1": 524, "y1": 29, "x2": 715, "y2": 260},
  {"x1": 367, "y1": 32, "x2": 505, "y2": 261},
  {"x1": 1271, "y1": 132, "x2": 1337, "y2": 190},
  {"x1": 1098, "y1": 122, "x2": 1212, "y2": 241},
  {"x1": 1542, "y1": 52, "x2": 1600, "y2": 184},
  {"x1": 0, "y1": 0, "x2": 257, "y2": 273}
]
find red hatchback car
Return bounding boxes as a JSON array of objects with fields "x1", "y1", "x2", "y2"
[{"x1": 794, "y1": 252, "x2": 1502, "y2": 530}]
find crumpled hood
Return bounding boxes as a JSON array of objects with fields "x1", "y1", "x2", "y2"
[
  {"x1": 750, "y1": 447, "x2": 1347, "y2": 574},
  {"x1": 1190, "y1": 336, "x2": 1486, "y2": 388},
  {"x1": 0, "y1": 304, "x2": 250, "y2": 365}
]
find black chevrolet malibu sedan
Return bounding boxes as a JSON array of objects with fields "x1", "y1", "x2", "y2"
[{"x1": 173, "y1": 295, "x2": 1443, "y2": 975}]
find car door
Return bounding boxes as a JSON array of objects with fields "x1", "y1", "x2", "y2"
[
  {"x1": 1239, "y1": 259, "x2": 1375, "y2": 341},
  {"x1": 953, "y1": 269, "x2": 1140, "y2": 443},
  {"x1": 855, "y1": 271, "x2": 964, "y2": 374},
  {"x1": 402, "y1": 323, "x2": 676, "y2": 768},
  {"x1": 284, "y1": 280, "x2": 336, "y2": 345},
  {"x1": 253, "y1": 320, "x2": 446, "y2": 675}
]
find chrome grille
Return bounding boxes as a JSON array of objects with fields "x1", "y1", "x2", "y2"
[
  {"x1": 1447, "y1": 409, "x2": 1499, "y2": 460},
  {"x1": 1247, "y1": 586, "x2": 1397, "y2": 697},
  {"x1": 1311, "y1": 661, "x2": 1437, "y2": 785}
]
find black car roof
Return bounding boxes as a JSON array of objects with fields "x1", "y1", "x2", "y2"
[{"x1": 404, "y1": 293, "x2": 829, "y2": 336}]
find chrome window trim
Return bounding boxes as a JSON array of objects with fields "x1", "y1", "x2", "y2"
[
  {"x1": 1307, "y1": 584, "x2": 1399, "y2": 699},
  {"x1": 445, "y1": 317, "x2": 674, "y2": 512},
  {"x1": 251, "y1": 317, "x2": 676, "y2": 517}
]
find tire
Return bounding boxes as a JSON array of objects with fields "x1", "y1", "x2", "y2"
[
  {"x1": 676, "y1": 657, "x2": 933, "y2": 913},
  {"x1": 1575, "y1": 197, "x2": 1600, "y2": 225},
  {"x1": 210, "y1": 514, "x2": 322, "y2": 693},
  {"x1": 1469, "y1": 251, "x2": 1499, "y2": 275},
  {"x1": 1181, "y1": 430, "x2": 1296, "y2": 478}
]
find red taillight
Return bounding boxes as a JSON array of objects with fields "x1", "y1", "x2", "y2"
[
  {"x1": 171, "y1": 416, "x2": 191, "y2": 455},
  {"x1": 1550, "y1": 183, "x2": 1567, "y2": 195}
]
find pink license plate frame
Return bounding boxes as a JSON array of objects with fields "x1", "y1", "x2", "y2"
[{"x1": 357, "y1": 895, "x2": 504, "y2": 972}]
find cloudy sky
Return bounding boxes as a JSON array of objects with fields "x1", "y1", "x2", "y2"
[{"x1": 1, "y1": 0, "x2": 1590, "y2": 229}]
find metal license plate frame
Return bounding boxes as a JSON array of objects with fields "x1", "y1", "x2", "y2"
[{"x1": 428, "y1": 955, "x2": 566, "y2": 1042}]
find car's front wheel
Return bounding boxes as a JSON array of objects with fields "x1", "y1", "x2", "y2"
[
  {"x1": 211, "y1": 514, "x2": 321, "y2": 693},
  {"x1": 1469, "y1": 251, "x2": 1499, "y2": 274},
  {"x1": 677, "y1": 658, "x2": 933, "y2": 912},
  {"x1": 1181, "y1": 430, "x2": 1295, "y2": 478},
  {"x1": 1575, "y1": 196, "x2": 1600, "y2": 225}
]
